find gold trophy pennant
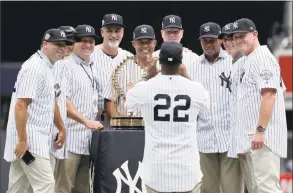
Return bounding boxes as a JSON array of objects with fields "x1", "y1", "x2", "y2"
[{"x1": 110, "y1": 55, "x2": 146, "y2": 129}]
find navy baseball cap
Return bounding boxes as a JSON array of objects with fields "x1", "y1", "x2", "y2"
[
  {"x1": 162, "y1": 15, "x2": 183, "y2": 29},
  {"x1": 218, "y1": 23, "x2": 234, "y2": 39},
  {"x1": 58, "y1": 26, "x2": 75, "y2": 44},
  {"x1": 198, "y1": 22, "x2": 221, "y2": 40},
  {"x1": 159, "y1": 40, "x2": 183, "y2": 65},
  {"x1": 232, "y1": 18, "x2": 257, "y2": 33},
  {"x1": 42, "y1": 29, "x2": 72, "y2": 44},
  {"x1": 133, "y1": 24, "x2": 155, "y2": 41},
  {"x1": 73, "y1": 24, "x2": 100, "y2": 40},
  {"x1": 102, "y1": 13, "x2": 124, "y2": 28}
]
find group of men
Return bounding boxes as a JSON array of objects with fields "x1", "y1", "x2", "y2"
[{"x1": 3, "y1": 12, "x2": 287, "y2": 193}]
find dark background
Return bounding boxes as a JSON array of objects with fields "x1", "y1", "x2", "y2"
[{"x1": 0, "y1": 1, "x2": 285, "y2": 62}]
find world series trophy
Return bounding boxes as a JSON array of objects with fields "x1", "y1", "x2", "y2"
[{"x1": 110, "y1": 55, "x2": 149, "y2": 129}]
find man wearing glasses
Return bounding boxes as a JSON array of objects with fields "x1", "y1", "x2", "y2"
[
  {"x1": 4, "y1": 28, "x2": 69, "y2": 193},
  {"x1": 228, "y1": 18, "x2": 287, "y2": 193}
]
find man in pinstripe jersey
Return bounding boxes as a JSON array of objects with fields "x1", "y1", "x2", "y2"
[
  {"x1": 187, "y1": 22, "x2": 244, "y2": 193},
  {"x1": 153, "y1": 15, "x2": 199, "y2": 69},
  {"x1": 102, "y1": 24, "x2": 158, "y2": 117},
  {"x1": 228, "y1": 18, "x2": 287, "y2": 193},
  {"x1": 126, "y1": 40, "x2": 208, "y2": 193},
  {"x1": 90, "y1": 13, "x2": 133, "y2": 129},
  {"x1": 3, "y1": 28, "x2": 69, "y2": 193},
  {"x1": 54, "y1": 24, "x2": 103, "y2": 193}
]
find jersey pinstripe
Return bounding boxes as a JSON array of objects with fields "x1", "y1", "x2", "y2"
[
  {"x1": 63, "y1": 53, "x2": 98, "y2": 155},
  {"x1": 4, "y1": 50, "x2": 55, "y2": 162},
  {"x1": 154, "y1": 47, "x2": 199, "y2": 69},
  {"x1": 126, "y1": 74, "x2": 209, "y2": 192},
  {"x1": 187, "y1": 49, "x2": 233, "y2": 153},
  {"x1": 90, "y1": 45, "x2": 133, "y2": 128},
  {"x1": 228, "y1": 45, "x2": 287, "y2": 158},
  {"x1": 50, "y1": 59, "x2": 69, "y2": 159}
]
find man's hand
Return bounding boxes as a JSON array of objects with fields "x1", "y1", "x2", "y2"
[
  {"x1": 179, "y1": 64, "x2": 191, "y2": 79},
  {"x1": 14, "y1": 140, "x2": 28, "y2": 159},
  {"x1": 54, "y1": 130, "x2": 66, "y2": 149},
  {"x1": 251, "y1": 131, "x2": 265, "y2": 150},
  {"x1": 84, "y1": 119, "x2": 103, "y2": 130}
]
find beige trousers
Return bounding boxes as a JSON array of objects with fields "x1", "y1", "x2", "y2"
[
  {"x1": 54, "y1": 152, "x2": 90, "y2": 193},
  {"x1": 238, "y1": 145, "x2": 283, "y2": 193},
  {"x1": 6, "y1": 154, "x2": 55, "y2": 193},
  {"x1": 146, "y1": 182, "x2": 202, "y2": 193},
  {"x1": 200, "y1": 151, "x2": 244, "y2": 193}
]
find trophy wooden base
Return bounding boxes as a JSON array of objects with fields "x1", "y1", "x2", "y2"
[{"x1": 110, "y1": 117, "x2": 144, "y2": 130}]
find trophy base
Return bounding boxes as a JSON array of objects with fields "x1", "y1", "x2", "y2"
[{"x1": 110, "y1": 117, "x2": 144, "y2": 130}]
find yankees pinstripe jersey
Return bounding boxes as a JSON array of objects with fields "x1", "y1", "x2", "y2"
[
  {"x1": 90, "y1": 45, "x2": 133, "y2": 128},
  {"x1": 4, "y1": 50, "x2": 55, "y2": 162},
  {"x1": 228, "y1": 45, "x2": 287, "y2": 158},
  {"x1": 64, "y1": 53, "x2": 98, "y2": 155},
  {"x1": 187, "y1": 49, "x2": 233, "y2": 153},
  {"x1": 126, "y1": 74, "x2": 209, "y2": 192},
  {"x1": 154, "y1": 47, "x2": 199, "y2": 68},
  {"x1": 50, "y1": 59, "x2": 69, "y2": 159}
]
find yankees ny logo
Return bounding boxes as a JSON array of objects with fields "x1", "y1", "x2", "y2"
[
  {"x1": 240, "y1": 68, "x2": 245, "y2": 83},
  {"x1": 112, "y1": 14, "x2": 118, "y2": 20},
  {"x1": 233, "y1": 22, "x2": 238, "y2": 29},
  {"x1": 54, "y1": 83, "x2": 61, "y2": 98},
  {"x1": 224, "y1": 24, "x2": 231, "y2": 30},
  {"x1": 113, "y1": 160, "x2": 147, "y2": 193},
  {"x1": 86, "y1": 26, "x2": 92, "y2": 33},
  {"x1": 204, "y1": 25, "x2": 210, "y2": 32},
  {"x1": 219, "y1": 71, "x2": 232, "y2": 92},
  {"x1": 169, "y1": 16, "x2": 175, "y2": 23},
  {"x1": 141, "y1": 27, "x2": 147, "y2": 34},
  {"x1": 60, "y1": 31, "x2": 66, "y2": 38}
]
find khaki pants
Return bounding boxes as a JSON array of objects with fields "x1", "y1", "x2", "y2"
[
  {"x1": 238, "y1": 145, "x2": 283, "y2": 193},
  {"x1": 146, "y1": 182, "x2": 202, "y2": 193},
  {"x1": 200, "y1": 152, "x2": 244, "y2": 193},
  {"x1": 54, "y1": 152, "x2": 90, "y2": 193},
  {"x1": 6, "y1": 154, "x2": 55, "y2": 193}
]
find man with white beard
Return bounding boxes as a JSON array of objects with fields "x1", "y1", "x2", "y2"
[{"x1": 91, "y1": 13, "x2": 133, "y2": 129}]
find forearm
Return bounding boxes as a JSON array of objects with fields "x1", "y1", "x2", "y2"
[
  {"x1": 66, "y1": 97, "x2": 87, "y2": 124},
  {"x1": 54, "y1": 102, "x2": 65, "y2": 132},
  {"x1": 15, "y1": 101, "x2": 28, "y2": 141},
  {"x1": 257, "y1": 91, "x2": 276, "y2": 128}
]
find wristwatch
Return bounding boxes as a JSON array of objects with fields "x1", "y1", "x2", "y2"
[{"x1": 256, "y1": 126, "x2": 266, "y2": 132}]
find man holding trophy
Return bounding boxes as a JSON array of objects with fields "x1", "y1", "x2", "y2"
[{"x1": 102, "y1": 24, "x2": 158, "y2": 129}]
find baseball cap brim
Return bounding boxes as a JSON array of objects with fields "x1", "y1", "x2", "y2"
[
  {"x1": 218, "y1": 32, "x2": 232, "y2": 39},
  {"x1": 134, "y1": 36, "x2": 155, "y2": 41},
  {"x1": 45, "y1": 39, "x2": 73, "y2": 44},
  {"x1": 198, "y1": 34, "x2": 219, "y2": 40},
  {"x1": 102, "y1": 23, "x2": 125, "y2": 28},
  {"x1": 231, "y1": 30, "x2": 252, "y2": 34},
  {"x1": 74, "y1": 34, "x2": 101, "y2": 41},
  {"x1": 162, "y1": 25, "x2": 183, "y2": 30}
]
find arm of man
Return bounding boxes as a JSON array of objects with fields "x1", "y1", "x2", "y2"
[
  {"x1": 14, "y1": 98, "x2": 31, "y2": 158},
  {"x1": 251, "y1": 58, "x2": 281, "y2": 150},
  {"x1": 53, "y1": 102, "x2": 66, "y2": 148},
  {"x1": 66, "y1": 97, "x2": 103, "y2": 130}
]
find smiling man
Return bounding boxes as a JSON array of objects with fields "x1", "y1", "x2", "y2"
[
  {"x1": 54, "y1": 24, "x2": 103, "y2": 193},
  {"x1": 3, "y1": 28, "x2": 69, "y2": 193},
  {"x1": 102, "y1": 24, "x2": 158, "y2": 117},
  {"x1": 187, "y1": 22, "x2": 244, "y2": 193},
  {"x1": 90, "y1": 13, "x2": 133, "y2": 129}
]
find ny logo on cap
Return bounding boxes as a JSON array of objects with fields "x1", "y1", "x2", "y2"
[
  {"x1": 141, "y1": 27, "x2": 147, "y2": 34},
  {"x1": 224, "y1": 24, "x2": 231, "y2": 30},
  {"x1": 44, "y1": 34, "x2": 50, "y2": 40},
  {"x1": 233, "y1": 22, "x2": 238, "y2": 29},
  {"x1": 111, "y1": 14, "x2": 118, "y2": 20},
  {"x1": 169, "y1": 17, "x2": 175, "y2": 23},
  {"x1": 60, "y1": 31, "x2": 66, "y2": 38},
  {"x1": 86, "y1": 26, "x2": 92, "y2": 33},
  {"x1": 204, "y1": 25, "x2": 210, "y2": 32}
]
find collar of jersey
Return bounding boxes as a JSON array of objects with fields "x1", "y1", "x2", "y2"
[
  {"x1": 37, "y1": 50, "x2": 54, "y2": 68},
  {"x1": 200, "y1": 48, "x2": 228, "y2": 63},
  {"x1": 71, "y1": 53, "x2": 93, "y2": 66}
]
